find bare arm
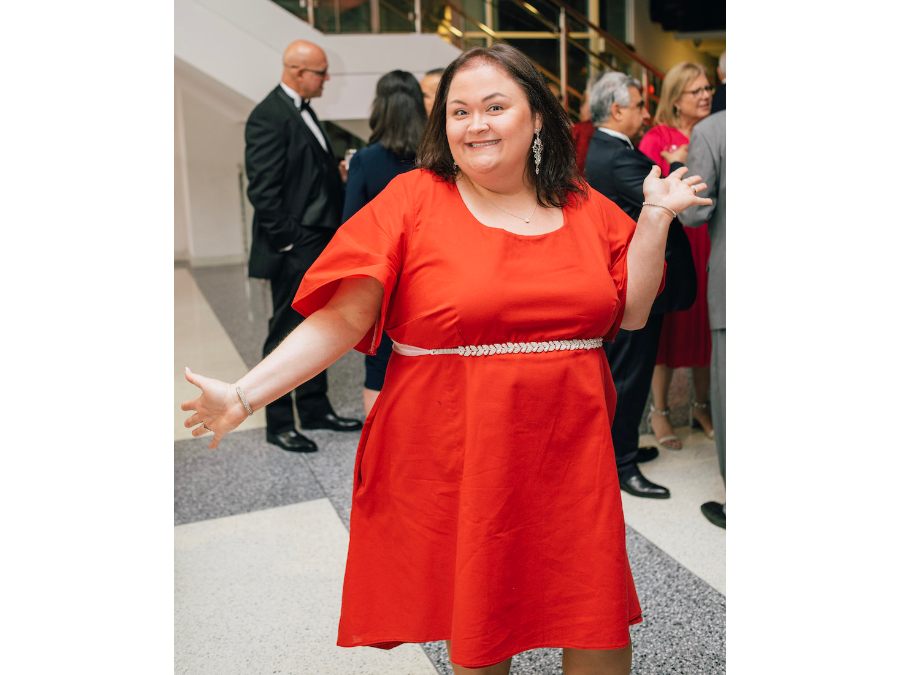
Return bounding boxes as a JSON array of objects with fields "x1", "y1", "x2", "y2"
[
  {"x1": 620, "y1": 165, "x2": 712, "y2": 330},
  {"x1": 182, "y1": 276, "x2": 384, "y2": 449}
]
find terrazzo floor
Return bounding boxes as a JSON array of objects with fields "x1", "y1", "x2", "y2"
[{"x1": 175, "y1": 264, "x2": 725, "y2": 674}]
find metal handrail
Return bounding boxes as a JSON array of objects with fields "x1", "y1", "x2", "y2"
[
  {"x1": 282, "y1": 0, "x2": 667, "y2": 117},
  {"x1": 548, "y1": 0, "x2": 665, "y2": 80},
  {"x1": 433, "y1": 0, "x2": 661, "y2": 116}
]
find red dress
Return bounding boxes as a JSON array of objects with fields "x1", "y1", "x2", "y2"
[
  {"x1": 572, "y1": 119, "x2": 595, "y2": 174},
  {"x1": 639, "y1": 124, "x2": 712, "y2": 368},
  {"x1": 293, "y1": 170, "x2": 643, "y2": 669}
]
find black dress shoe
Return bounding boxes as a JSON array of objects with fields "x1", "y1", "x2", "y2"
[
  {"x1": 266, "y1": 429, "x2": 318, "y2": 453},
  {"x1": 701, "y1": 501, "x2": 726, "y2": 529},
  {"x1": 636, "y1": 446, "x2": 659, "y2": 463},
  {"x1": 619, "y1": 470, "x2": 671, "y2": 499},
  {"x1": 301, "y1": 413, "x2": 363, "y2": 432}
]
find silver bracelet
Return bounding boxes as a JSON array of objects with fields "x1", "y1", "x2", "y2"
[
  {"x1": 642, "y1": 202, "x2": 677, "y2": 219},
  {"x1": 236, "y1": 386, "x2": 253, "y2": 416}
]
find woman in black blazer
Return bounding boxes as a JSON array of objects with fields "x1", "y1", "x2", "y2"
[{"x1": 341, "y1": 70, "x2": 428, "y2": 415}]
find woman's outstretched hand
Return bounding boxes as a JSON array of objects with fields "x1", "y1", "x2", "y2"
[
  {"x1": 642, "y1": 165, "x2": 713, "y2": 215},
  {"x1": 181, "y1": 367, "x2": 248, "y2": 450}
]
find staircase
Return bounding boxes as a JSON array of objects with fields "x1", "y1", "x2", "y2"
[{"x1": 268, "y1": 0, "x2": 667, "y2": 119}]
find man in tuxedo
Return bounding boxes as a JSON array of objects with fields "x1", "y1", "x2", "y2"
[
  {"x1": 584, "y1": 73, "x2": 697, "y2": 499},
  {"x1": 711, "y1": 51, "x2": 726, "y2": 114},
  {"x1": 244, "y1": 40, "x2": 362, "y2": 453}
]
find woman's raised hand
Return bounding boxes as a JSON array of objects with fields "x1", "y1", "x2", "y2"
[
  {"x1": 660, "y1": 143, "x2": 689, "y2": 166},
  {"x1": 181, "y1": 367, "x2": 248, "y2": 450},
  {"x1": 642, "y1": 165, "x2": 713, "y2": 216}
]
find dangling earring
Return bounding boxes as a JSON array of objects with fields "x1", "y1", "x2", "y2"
[
  {"x1": 532, "y1": 128, "x2": 543, "y2": 175},
  {"x1": 452, "y1": 159, "x2": 457, "y2": 170}
]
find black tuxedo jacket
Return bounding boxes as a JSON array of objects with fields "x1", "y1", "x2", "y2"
[
  {"x1": 244, "y1": 86, "x2": 344, "y2": 279},
  {"x1": 584, "y1": 129, "x2": 696, "y2": 314},
  {"x1": 711, "y1": 82, "x2": 725, "y2": 114}
]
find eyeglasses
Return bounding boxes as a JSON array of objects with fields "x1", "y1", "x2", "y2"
[
  {"x1": 685, "y1": 85, "x2": 713, "y2": 97},
  {"x1": 290, "y1": 65, "x2": 328, "y2": 77}
]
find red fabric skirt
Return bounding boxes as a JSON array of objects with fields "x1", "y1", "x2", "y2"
[{"x1": 656, "y1": 223, "x2": 712, "y2": 368}]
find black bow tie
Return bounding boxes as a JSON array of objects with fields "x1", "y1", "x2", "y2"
[{"x1": 299, "y1": 99, "x2": 311, "y2": 112}]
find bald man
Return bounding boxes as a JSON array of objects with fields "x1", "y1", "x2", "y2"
[{"x1": 245, "y1": 40, "x2": 362, "y2": 452}]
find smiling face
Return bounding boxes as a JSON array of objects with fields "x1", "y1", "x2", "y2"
[
  {"x1": 675, "y1": 73, "x2": 712, "y2": 122},
  {"x1": 445, "y1": 61, "x2": 541, "y2": 181}
]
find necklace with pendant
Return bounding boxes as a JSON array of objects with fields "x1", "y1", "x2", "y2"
[{"x1": 465, "y1": 174, "x2": 539, "y2": 224}]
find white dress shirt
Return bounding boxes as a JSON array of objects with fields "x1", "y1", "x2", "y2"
[
  {"x1": 279, "y1": 82, "x2": 328, "y2": 152},
  {"x1": 596, "y1": 126, "x2": 634, "y2": 150}
]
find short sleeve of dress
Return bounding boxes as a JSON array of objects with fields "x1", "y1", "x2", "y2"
[
  {"x1": 292, "y1": 170, "x2": 415, "y2": 355},
  {"x1": 597, "y1": 194, "x2": 666, "y2": 342}
]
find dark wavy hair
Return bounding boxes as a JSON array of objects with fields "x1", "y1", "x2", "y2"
[
  {"x1": 417, "y1": 43, "x2": 586, "y2": 208},
  {"x1": 368, "y1": 70, "x2": 427, "y2": 161}
]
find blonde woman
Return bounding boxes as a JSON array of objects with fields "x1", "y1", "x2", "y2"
[{"x1": 638, "y1": 62, "x2": 715, "y2": 448}]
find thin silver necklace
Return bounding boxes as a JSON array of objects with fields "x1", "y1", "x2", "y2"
[{"x1": 465, "y1": 175, "x2": 539, "y2": 224}]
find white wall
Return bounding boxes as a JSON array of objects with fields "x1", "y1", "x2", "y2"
[
  {"x1": 175, "y1": 0, "x2": 461, "y2": 121},
  {"x1": 174, "y1": 86, "x2": 191, "y2": 262},
  {"x1": 179, "y1": 87, "x2": 248, "y2": 266}
]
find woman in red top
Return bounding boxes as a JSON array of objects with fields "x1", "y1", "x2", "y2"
[
  {"x1": 182, "y1": 45, "x2": 711, "y2": 674},
  {"x1": 638, "y1": 62, "x2": 716, "y2": 448}
]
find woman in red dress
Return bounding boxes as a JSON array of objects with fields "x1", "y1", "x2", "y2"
[
  {"x1": 638, "y1": 62, "x2": 716, "y2": 448},
  {"x1": 182, "y1": 45, "x2": 711, "y2": 674}
]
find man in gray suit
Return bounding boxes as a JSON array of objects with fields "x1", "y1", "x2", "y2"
[{"x1": 671, "y1": 110, "x2": 726, "y2": 528}]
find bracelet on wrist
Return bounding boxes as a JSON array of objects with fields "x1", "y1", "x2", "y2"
[
  {"x1": 642, "y1": 202, "x2": 677, "y2": 219},
  {"x1": 236, "y1": 386, "x2": 253, "y2": 416}
]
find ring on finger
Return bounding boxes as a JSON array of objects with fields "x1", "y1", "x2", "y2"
[
  {"x1": 202, "y1": 422, "x2": 211, "y2": 431},
  {"x1": 691, "y1": 186, "x2": 697, "y2": 194}
]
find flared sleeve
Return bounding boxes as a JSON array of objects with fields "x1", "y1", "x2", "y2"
[
  {"x1": 292, "y1": 171, "x2": 415, "y2": 355},
  {"x1": 597, "y1": 193, "x2": 666, "y2": 341}
]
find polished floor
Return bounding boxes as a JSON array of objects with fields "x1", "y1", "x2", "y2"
[{"x1": 174, "y1": 264, "x2": 725, "y2": 674}]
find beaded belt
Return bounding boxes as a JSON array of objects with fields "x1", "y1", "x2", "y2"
[{"x1": 392, "y1": 337, "x2": 603, "y2": 357}]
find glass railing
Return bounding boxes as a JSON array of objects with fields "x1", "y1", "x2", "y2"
[{"x1": 270, "y1": 0, "x2": 665, "y2": 120}]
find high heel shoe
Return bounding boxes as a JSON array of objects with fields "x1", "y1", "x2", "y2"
[
  {"x1": 691, "y1": 401, "x2": 715, "y2": 440},
  {"x1": 648, "y1": 405, "x2": 682, "y2": 450}
]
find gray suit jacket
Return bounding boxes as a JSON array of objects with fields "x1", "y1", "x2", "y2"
[{"x1": 679, "y1": 110, "x2": 725, "y2": 330}]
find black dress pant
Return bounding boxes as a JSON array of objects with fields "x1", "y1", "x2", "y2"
[
  {"x1": 264, "y1": 227, "x2": 336, "y2": 433},
  {"x1": 603, "y1": 313, "x2": 665, "y2": 480}
]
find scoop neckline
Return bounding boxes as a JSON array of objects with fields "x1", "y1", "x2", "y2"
[{"x1": 452, "y1": 182, "x2": 568, "y2": 239}]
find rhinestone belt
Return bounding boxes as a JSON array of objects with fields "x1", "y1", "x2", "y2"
[{"x1": 392, "y1": 337, "x2": 603, "y2": 357}]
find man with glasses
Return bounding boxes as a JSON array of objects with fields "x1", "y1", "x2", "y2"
[
  {"x1": 244, "y1": 40, "x2": 363, "y2": 453},
  {"x1": 584, "y1": 72, "x2": 698, "y2": 499}
]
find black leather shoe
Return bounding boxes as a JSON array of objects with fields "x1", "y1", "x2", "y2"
[
  {"x1": 619, "y1": 470, "x2": 671, "y2": 499},
  {"x1": 266, "y1": 429, "x2": 318, "y2": 453},
  {"x1": 301, "y1": 413, "x2": 363, "y2": 432},
  {"x1": 636, "y1": 446, "x2": 659, "y2": 463},
  {"x1": 701, "y1": 501, "x2": 726, "y2": 529}
]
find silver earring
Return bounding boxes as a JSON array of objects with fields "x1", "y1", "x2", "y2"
[
  {"x1": 452, "y1": 159, "x2": 457, "y2": 170},
  {"x1": 532, "y1": 129, "x2": 543, "y2": 175}
]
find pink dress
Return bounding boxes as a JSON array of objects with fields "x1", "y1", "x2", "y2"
[{"x1": 639, "y1": 124, "x2": 712, "y2": 368}]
